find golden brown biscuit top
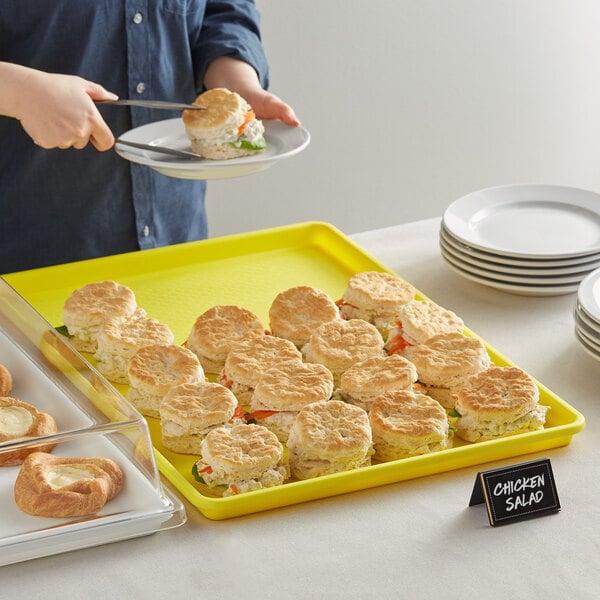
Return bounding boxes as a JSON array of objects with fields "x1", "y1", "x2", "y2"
[
  {"x1": 251, "y1": 359, "x2": 334, "y2": 411},
  {"x1": 160, "y1": 381, "x2": 237, "y2": 427},
  {"x1": 63, "y1": 281, "x2": 137, "y2": 324},
  {"x1": 289, "y1": 400, "x2": 371, "y2": 454},
  {"x1": 306, "y1": 319, "x2": 384, "y2": 369},
  {"x1": 369, "y1": 391, "x2": 447, "y2": 437},
  {"x1": 182, "y1": 87, "x2": 246, "y2": 129},
  {"x1": 187, "y1": 305, "x2": 265, "y2": 355},
  {"x1": 455, "y1": 366, "x2": 539, "y2": 416},
  {"x1": 339, "y1": 354, "x2": 418, "y2": 395},
  {"x1": 342, "y1": 271, "x2": 415, "y2": 310},
  {"x1": 269, "y1": 286, "x2": 341, "y2": 342},
  {"x1": 397, "y1": 300, "x2": 464, "y2": 344},
  {"x1": 403, "y1": 333, "x2": 491, "y2": 385},
  {"x1": 223, "y1": 335, "x2": 302, "y2": 384},
  {"x1": 98, "y1": 310, "x2": 174, "y2": 352},
  {"x1": 128, "y1": 344, "x2": 204, "y2": 389},
  {"x1": 201, "y1": 424, "x2": 283, "y2": 476},
  {"x1": 0, "y1": 363, "x2": 12, "y2": 396}
]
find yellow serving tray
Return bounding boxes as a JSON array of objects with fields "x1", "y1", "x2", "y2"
[{"x1": 4, "y1": 222, "x2": 585, "y2": 520}]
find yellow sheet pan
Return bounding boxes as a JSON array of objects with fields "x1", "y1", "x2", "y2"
[{"x1": 5, "y1": 222, "x2": 585, "y2": 520}]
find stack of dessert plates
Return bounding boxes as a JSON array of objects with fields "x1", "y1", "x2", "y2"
[
  {"x1": 574, "y1": 267, "x2": 600, "y2": 360},
  {"x1": 440, "y1": 184, "x2": 600, "y2": 296}
]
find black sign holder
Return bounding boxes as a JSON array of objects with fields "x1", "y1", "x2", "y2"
[{"x1": 469, "y1": 458, "x2": 560, "y2": 526}]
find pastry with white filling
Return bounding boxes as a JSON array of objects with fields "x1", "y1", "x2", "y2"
[
  {"x1": 0, "y1": 397, "x2": 58, "y2": 466},
  {"x1": 14, "y1": 451, "x2": 124, "y2": 517}
]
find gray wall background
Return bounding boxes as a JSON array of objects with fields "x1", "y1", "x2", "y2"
[{"x1": 205, "y1": 0, "x2": 600, "y2": 237}]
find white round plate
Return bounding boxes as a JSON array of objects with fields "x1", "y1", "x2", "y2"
[
  {"x1": 574, "y1": 309, "x2": 600, "y2": 343},
  {"x1": 443, "y1": 184, "x2": 600, "y2": 258},
  {"x1": 577, "y1": 267, "x2": 600, "y2": 322},
  {"x1": 440, "y1": 245, "x2": 589, "y2": 285},
  {"x1": 440, "y1": 222, "x2": 600, "y2": 268},
  {"x1": 574, "y1": 328, "x2": 600, "y2": 361},
  {"x1": 115, "y1": 119, "x2": 310, "y2": 180},
  {"x1": 441, "y1": 251, "x2": 579, "y2": 296},
  {"x1": 575, "y1": 301, "x2": 600, "y2": 334},
  {"x1": 439, "y1": 233, "x2": 600, "y2": 277}
]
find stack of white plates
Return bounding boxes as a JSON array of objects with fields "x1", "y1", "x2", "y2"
[
  {"x1": 440, "y1": 184, "x2": 600, "y2": 296},
  {"x1": 574, "y1": 267, "x2": 600, "y2": 360}
]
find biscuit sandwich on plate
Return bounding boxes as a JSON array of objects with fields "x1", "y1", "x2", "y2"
[
  {"x1": 159, "y1": 381, "x2": 244, "y2": 455},
  {"x1": 192, "y1": 423, "x2": 289, "y2": 497},
  {"x1": 182, "y1": 87, "x2": 266, "y2": 160},
  {"x1": 218, "y1": 334, "x2": 302, "y2": 405},
  {"x1": 62, "y1": 280, "x2": 138, "y2": 353},
  {"x1": 268, "y1": 285, "x2": 342, "y2": 348},
  {"x1": 94, "y1": 309, "x2": 175, "y2": 384},
  {"x1": 287, "y1": 399, "x2": 373, "y2": 480},
  {"x1": 384, "y1": 299, "x2": 464, "y2": 355},
  {"x1": 185, "y1": 304, "x2": 266, "y2": 374},
  {"x1": 337, "y1": 271, "x2": 416, "y2": 337},
  {"x1": 0, "y1": 397, "x2": 58, "y2": 466},
  {"x1": 403, "y1": 332, "x2": 491, "y2": 409},
  {"x1": 246, "y1": 359, "x2": 334, "y2": 443},
  {"x1": 369, "y1": 390, "x2": 452, "y2": 461},
  {"x1": 14, "y1": 451, "x2": 124, "y2": 518},
  {"x1": 336, "y1": 354, "x2": 418, "y2": 412},
  {"x1": 453, "y1": 366, "x2": 548, "y2": 442},
  {"x1": 302, "y1": 318, "x2": 385, "y2": 387},
  {"x1": 127, "y1": 344, "x2": 205, "y2": 418}
]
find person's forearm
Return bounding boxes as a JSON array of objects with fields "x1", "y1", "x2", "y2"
[
  {"x1": 0, "y1": 62, "x2": 36, "y2": 119},
  {"x1": 203, "y1": 57, "x2": 262, "y2": 98}
]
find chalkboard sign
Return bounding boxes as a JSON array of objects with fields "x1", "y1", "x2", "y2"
[{"x1": 469, "y1": 458, "x2": 560, "y2": 526}]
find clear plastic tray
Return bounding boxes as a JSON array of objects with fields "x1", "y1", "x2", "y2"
[
  {"x1": 0, "y1": 281, "x2": 185, "y2": 565},
  {"x1": 4, "y1": 222, "x2": 585, "y2": 520}
]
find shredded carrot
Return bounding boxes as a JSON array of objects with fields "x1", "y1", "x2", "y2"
[
  {"x1": 229, "y1": 483, "x2": 240, "y2": 495},
  {"x1": 230, "y1": 405, "x2": 246, "y2": 422},
  {"x1": 219, "y1": 373, "x2": 233, "y2": 388},
  {"x1": 199, "y1": 465, "x2": 213, "y2": 474},
  {"x1": 238, "y1": 109, "x2": 255, "y2": 135},
  {"x1": 386, "y1": 335, "x2": 412, "y2": 354},
  {"x1": 245, "y1": 409, "x2": 278, "y2": 421}
]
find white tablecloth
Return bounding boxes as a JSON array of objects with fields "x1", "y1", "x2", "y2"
[{"x1": 4, "y1": 218, "x2": 599, "y2": 599}]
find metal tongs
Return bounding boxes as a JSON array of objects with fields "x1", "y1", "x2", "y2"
[{"x1": 96, "y1": 99, "x2": 205, "y2": 111}]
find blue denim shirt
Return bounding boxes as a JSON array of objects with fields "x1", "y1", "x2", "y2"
[{"x1": 0, "y1": 0, "x2": 268, "y2": 273}]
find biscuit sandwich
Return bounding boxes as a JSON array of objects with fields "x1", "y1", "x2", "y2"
[
  {"x1": 369, "y1": 390, "x2": 451, "y2": 461},
  {"x1": 182, "y1": 87, "x2": 266, "y2": 160},
  {"x1": 94, "y1": 309, "x2": 175, "y2": 384},
  {"x1": 287, "y1": 399, "x2": 373, "y2": 480},
  {"x1": 337, "y1": 271, "x2": 416, "y2": 336},
  {"x1": 218, "y1": 335, "x2": 302, "y2": 405},
  {"x1": 62, "y1": 280, "x2": 137, "y2": 353},
  {"x1": 336, "y1": 354, "x2": 418, "y2": 412},
  {"x1": 268, "y1": 285, "x2": 342, "y2": 348},
  {"x1": 246, "y1": 359, "x2": 334, "y2": 442},
  {"x1": 159, "y1": 381, "x2": 245, "y2": 454},
  {"x1": 185, "y1": 304, "x2": 266, "y2": 374},
  {"x1": 192, "y1": 423, "x2": 289, "y2": 496},
  {"x1": 0, "y1": 397, "x2": 58, "y2": 466},
  {"x1": 127, "y1": 344, "x2": 205, "y2": 418},
  {"x1": 453, "y1": 366, "x2": 548, "y2": 442},
  {"x1": 403, "y1": 332, "x2": 491, "y2": 408},
  {"x1": 14, "y1": 451, "x2": 124, "y2": 518},
  {"x1": 385, "y1": 300, "x2": 464, "y2": 354},
  {"x1": 302, "y1": 318, "x2": 384, "y2": 386}
]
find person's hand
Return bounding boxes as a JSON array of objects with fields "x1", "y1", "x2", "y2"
[
  {"x1": 240, "y1": 89, "x2": 300, "y2": 127},
  {"x1": 203, "y1": 57, "x2": 300, "y2": 127},
  {"x1": 4, "y1": 66, "x2": 117, "y2": 151}
]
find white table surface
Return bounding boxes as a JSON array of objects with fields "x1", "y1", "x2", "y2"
[{"x1": 3, "y1": 217, "x2": 599, "y2": 599}]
